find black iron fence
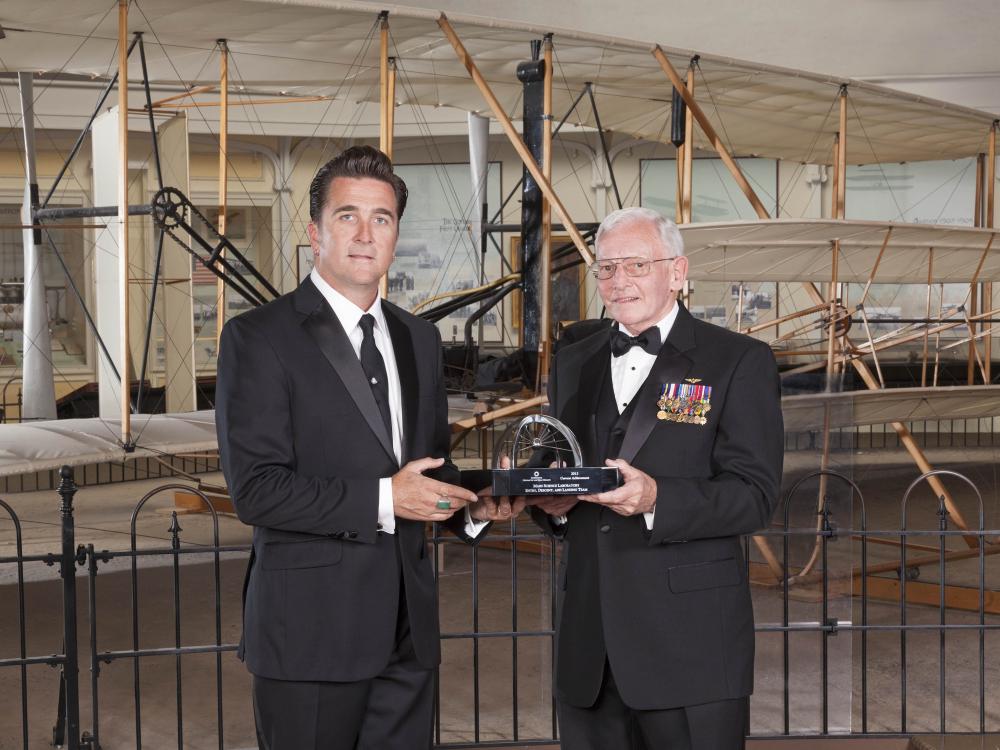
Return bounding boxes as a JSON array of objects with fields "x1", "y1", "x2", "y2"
[
  {"x1": 784, "y1": 418, "x2": 1000, "y2": 452},
  {"x1": 0, "y1": 454, "x2": 222, "y2": 495},
  {"x1": 749, "y1": 468, "x2": 998, "y2": 740},
  {"x1": 0, "y1": 376, "x2": 22, "y2": 425},
  {"x1": 1, "y1": 466, "x2": 998, "y2": 748}
]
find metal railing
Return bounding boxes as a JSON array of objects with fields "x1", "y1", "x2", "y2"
[
  {"x1": 785, "y1": 418, "x2": 1000, "y2": 451},
  {"x1": 0, "y1": 376, "x2": 22, "y2": 424},
  {"x1": 750, "y1": 468, "x2": 997, "y2": 739},
  {"x1": 1, "y1": 466, "x2": 998, "y2": 748}
]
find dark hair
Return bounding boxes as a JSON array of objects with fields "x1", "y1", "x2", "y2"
[{"x1": 308, "y1": 145, "x2": 408, "y2": 223}]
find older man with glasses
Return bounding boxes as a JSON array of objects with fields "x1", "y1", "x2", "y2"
[{"x1": 527, "y1": 206, "x2": 784, "y2": 749}]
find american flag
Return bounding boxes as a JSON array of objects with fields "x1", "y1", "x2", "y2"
[
  {"x1": 191, "y1": 209, "x2": 224, "y2": 285},
  {"x1": 192, "y1": 257, "x2": 218, "y2": 285}
]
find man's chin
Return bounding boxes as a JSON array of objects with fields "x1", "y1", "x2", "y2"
[
  {"x1": 610, "y1": 311, "x2": 645, "y2": 329},
  {"x1": 348, "y1": 270, "x2": 388, "y2": 287}
]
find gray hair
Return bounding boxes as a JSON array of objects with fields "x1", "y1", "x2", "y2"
[{"x1": 594, "y1": 207, "x2": 685, "y2": 258}]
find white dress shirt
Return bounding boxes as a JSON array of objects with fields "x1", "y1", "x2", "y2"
[
  {"x1": 611, "y1": 304, "x2": 679, "y2": 530},
  {"x1": 311, "y1": 269, "x2": 403, "y2": 534}
]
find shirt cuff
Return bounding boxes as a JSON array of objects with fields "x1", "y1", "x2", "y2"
[
  {"x1": 378, "y1": 477, "x2": 396, "y2": 535},
  {"x1": 643, "y1": 509, "x2": 655, "y2": 531},
  {"x1": 464, "y1": 506, "x2": 490, "y2": 538}
]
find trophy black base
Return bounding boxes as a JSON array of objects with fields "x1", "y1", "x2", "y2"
[
  {"x1": 460, "y1": 467, "x2": 621, "y2": 496},
  {"x1": 493, "y1": 466, "x2": 621, "y2": 496}
]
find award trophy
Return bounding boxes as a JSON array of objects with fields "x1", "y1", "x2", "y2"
[{"x1": 488, "y1": 414, "x2": 621, "y2": 496}]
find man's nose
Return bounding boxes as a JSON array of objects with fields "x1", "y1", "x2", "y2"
[{"x1": 355, "y1": 220, "x2": 373, "y2": 243}]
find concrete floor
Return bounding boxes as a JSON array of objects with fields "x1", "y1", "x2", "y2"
[{"x1": 1, "y1": 441, "x2": 999, "y2": 748}]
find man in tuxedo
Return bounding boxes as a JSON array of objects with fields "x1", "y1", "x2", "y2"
[
  {"x1": 531, "y1": 207, "x2": 783, "y2": 749},
  {"x1": 216, "y1": 146, "x2": 502, "y2": 750}
]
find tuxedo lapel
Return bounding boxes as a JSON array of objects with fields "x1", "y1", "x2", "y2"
[
  {"x1": 617, "y1": 305, "x2": 696, "y2": 464},
  {"x1": 297, "y1": 281, "x2": 396, "y2": 463},
  {"x1": 575, "y1": 336, "x2": 612, "y2": 465},
  {"x1": 383, "y1": 304, "x2": 418, "y2": 463}
]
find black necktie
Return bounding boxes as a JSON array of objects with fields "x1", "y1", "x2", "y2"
[
  {"x1": 610, "y1": 325, "x2": 661, "y2": 357},
  {"x1": 358, "y1": 313, "x2": 393, "y2": 442}
]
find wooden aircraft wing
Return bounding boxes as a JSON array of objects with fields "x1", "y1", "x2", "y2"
[
  {"x1": 781, "y1": 384, "x2": 1000, "y2": 433},
  {"x1": 0, "y1": 412, "x2": 218, "y2": 477},
  {"x1": 680, "y1": 219, "x2": 1000, "y2": 283}
]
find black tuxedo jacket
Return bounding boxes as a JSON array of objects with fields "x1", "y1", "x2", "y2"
[
  {"x1": 216, "y1": 278, "x2": 457, "y2": 682},
  {"x1": 533, "y1": 303, "x2": 783, "y2": 711}
]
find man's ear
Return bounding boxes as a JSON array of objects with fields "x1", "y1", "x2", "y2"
[
  {"x1": 307, "y1": 221, "x2": 320, "y2": 256},
  {"x1": 670, "y1": 255, "x2": 689, "y2": 292}
]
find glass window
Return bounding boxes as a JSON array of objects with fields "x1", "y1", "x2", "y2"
[
  {"x1": 393, "y1": 162, "x2": 503, "y2": 343},
  {"x1": 0, "y1": 204, "x2": 89, "y2": 373},
  {"x1": 640, "y1": 157, "x2": 777, "y2": 221},
  {"x1": 189, "y1": 204, "x2": 273, "y2": 370}
]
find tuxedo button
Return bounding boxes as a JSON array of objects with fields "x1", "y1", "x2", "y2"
[{"x1": 599, "y1": 524, "x2": 611, "y2": 533}]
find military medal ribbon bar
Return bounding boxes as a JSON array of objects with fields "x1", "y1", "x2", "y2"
[{"x1": 657, "y1": 382, "x2": 712, "y2": 425}]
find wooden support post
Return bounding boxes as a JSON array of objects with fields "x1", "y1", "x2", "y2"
[
  {"x1": 983, "y1": 279, "x2": 992, "y2": 382},
  {"x1": 934, "y1": 282, "x2": 944, "y2": 386},
  {"x1": 439, "y1": 15, "x2": 594, "y2": 265},
  {"x1": 830, "y1": 137, "x2": 839, "y2": 218},
  {"x1": 826, "y1": 242, "x2": 839, "y2": 379},
  {"x1": 988, "y1": 122, "x2": 998, "y2": 227},
  {"x1": 922, "y1": 249, "x2": 933, "y2": 387},
  {"x1": 975, "y1": 154, "x2": 985, "y2": 228},
  {"x1": 117, "y1": 0, "x2": 132, "y2": 445},
  {"x1": 986, "y1": 123, "x2": 997, "y2": 382},
  {"x1": 968, "y1": 285, "x2": 978, "y2": 384},
  {"x1": 675, "y1": 139, "x2": 684, "y2": 223},
  {"x1": 652, "y1": 46, "x2": 770, "y2": 219},
  {"x1": 378, "y1": 13, "x2": 392, "y2": 299},
  {"x1": 387, "y1": 59, "x2": 397, "y2": 159},
  {"x1": 836, "y1": 85, "x2": 847, "y2": 219},
  {"x1": 682, "y1": 64, "x2": 695, "y2": 224},
  {"x1": 379, "y1": 13, "x2": 389, "y2": 155},
  {"x1": 736, "y1": 284, "x2": 744, "y2": 331},
  {"x1": 216, "y1": 39, "x2": 228, "y2": 346}
]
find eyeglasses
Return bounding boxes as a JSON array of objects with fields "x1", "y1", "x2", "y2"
[{"x1": 590, "y1": 256, "x2": 677, "y2": 280}]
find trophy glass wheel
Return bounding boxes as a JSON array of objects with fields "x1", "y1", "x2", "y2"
[{"x1": 492, "y1": 414, "x2": 584, "y2": 471}]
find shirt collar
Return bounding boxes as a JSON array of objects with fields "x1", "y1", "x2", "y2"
[
  {"x1": 616, "y1": 302, "x2": 679, "y2": 348},
  {"x1": 310, "y1": 268, "x2": 385, "y2": 334}
]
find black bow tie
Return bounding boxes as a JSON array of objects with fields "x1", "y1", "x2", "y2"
[{"x1": 610, "y1": 326, "x2": 661, "y2": 357}]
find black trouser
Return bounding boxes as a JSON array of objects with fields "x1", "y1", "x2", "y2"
[
  {"x1": 557, "y1": 662, "x2": 747, "y2": 750},
  {"x1": 252, "y1": 563, "x2": 434, "y2": 749}
]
